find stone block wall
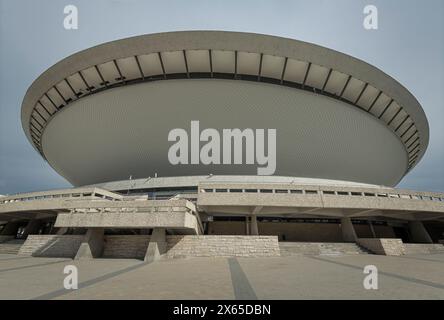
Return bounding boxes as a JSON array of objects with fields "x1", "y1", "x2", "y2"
[
  {"x1": 19, "y1": 235, "x2": 84, "y2": 258},
  {"x1": 102, "y1": 235, "x2": 150, "y2": 259},
  {"x1": 165, "y1": 235, "x2": 280, "y2": 258},
  {"x1": 357, "y1": 238, "x2": 405, "y2": 256}
]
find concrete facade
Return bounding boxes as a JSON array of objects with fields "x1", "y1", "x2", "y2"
[
  {"x1": 0, "y1": 175, "x2": 443, "y2": 259},
  {"x1": 207, "y1": 220, "x2": 397, "y2": 240},
  {"x1": 4, "y1": 31, "x2": 442, "y2": 261}
]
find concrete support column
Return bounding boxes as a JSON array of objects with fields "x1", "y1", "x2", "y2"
[
  {"x1": 250, "y1": 215, "x2": 259, "y2": 236},
  {"x1": 341, "y1": 217, "x2": 357, "y2": 242},
  {"x1": 56, "y1": 227, "x2": 68, "y2": 235},
  {"x1": 144, "y1": 228, "x2": 167, "y2": 262},
  {"x1": 21, "y1": 219, "x2": 44, "y2": 238},
  {"x1": 368, "y1": 221, "x2": 376, "y2": 238},
  {"x1": 408, "y1": 221, "x2": 433, "y2": 243},
  {"x1": 0, "y1": 221, "x2": 21, "y2": 236},
  {"x1": 75, "y1": 228, "x2": 105, "y2": 260},
  {"x1": 245, "y1": 216, "x2": 250, "y2": 235}
]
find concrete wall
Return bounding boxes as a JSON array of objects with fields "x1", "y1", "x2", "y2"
[
  {"x1": 55, "y1": 211, "x2": 198, "y2": 231},
  {"x1": 208, "y1": 221, "x2": 395, "y2": 241},
  {"x1": 357, "y1": 238, "x2": 405, "y2": 256},
  {"x1": 102, "y1": 235, "x2": 150, "y2": 259},
  {"x1": 166, "y1": 235, "x2": 280, "y2": 258},
  {"x1": 19, "y1": 235, "x2": 83, "y2": 258}
]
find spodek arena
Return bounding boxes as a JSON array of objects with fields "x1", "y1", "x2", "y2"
[{"x1": 1, "y1": 31, "x2": 443, "y2": 260}]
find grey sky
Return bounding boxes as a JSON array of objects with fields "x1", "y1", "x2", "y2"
[{"x1": 0, "y1": 0, "x2": 443, "y2": 194}]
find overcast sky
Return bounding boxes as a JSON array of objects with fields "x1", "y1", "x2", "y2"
[{"x1": 0, "y1": 0, "x2": 443, "y2": 195}]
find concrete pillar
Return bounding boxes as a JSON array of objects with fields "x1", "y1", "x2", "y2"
[
  {"x1": 56, "y1": 227, "x2": 68, "y2": 235},
  {"x1": 0, "y1": 221, "x2": 21, "y2": 236},
  {"x1": 75, "y1": 228, "x2": 105, "y2": 260},
  {"x1": 245, "y1": 216, "x2": 250, "y2": 235},
  {"x1": 21, "y1": 219, "x2": 44, "y2": 238},
  {"x1": 144, "y1": 228, "x2": 167, "y2": 262},
  {"x1": 250, "y1": 215, "x2": 259, "y2": 236},
  {"x1": 341, "y1": 217, "x2": 357, "y2": 242},
  {"x1": 408, "y1": 221, "x2": 433, "y2": 243},
  {"x1": 368, "y1": 221, "x2": 376, "y2": 238}
]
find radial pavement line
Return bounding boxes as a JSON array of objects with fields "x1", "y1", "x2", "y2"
[
  {"x1": 309, "y1": 256, "x2": 444, "y2": 290},
  {"x1": 33, "y1": 261, "x2": 150, "y2": 300},
  {"x1": 227, "y1": 258, "x2": 258, "y2": 300},
  {"x1": 0, "y1": 259, "x2": 71, "y2": 273},
  {"x1": 0, "y1": 256, "x2": 34, "y2": 261},
  {"x1": 391, "y1": 255, "x2": 444, "y2": 264}
]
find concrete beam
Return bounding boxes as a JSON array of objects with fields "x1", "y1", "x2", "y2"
[
  {"x1": 144, "y1": 228, "x2": 166, "y2": 262},
  {"x1": 74, "y1": 228, "x2": 105, "y2": 260},
  {"x1": 55, "y1": 211, "x2": 199, "y2": 234},
  {"x1": 346, "y1": 209, "x2": 380, "y2": 217}
]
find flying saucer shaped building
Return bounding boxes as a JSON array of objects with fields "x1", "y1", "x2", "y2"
[{"x1": 1, "y1": 31, "x2": 443, "y2": 260}]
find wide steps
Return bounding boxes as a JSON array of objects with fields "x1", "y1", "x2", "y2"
[
  {"x1": 279, "y1": 242, "x2": 369, "y2": 256},
  {"x1": 403, "y1": 243, "x2": 444, "y2": 255},
  {"x1": 0, "y1": 239, "x2": 25, "y2": 255}
]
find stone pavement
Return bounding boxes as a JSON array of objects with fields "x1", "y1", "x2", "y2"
[{"x1": 0, "y1": 253, "x2": 443, "y2": 299}]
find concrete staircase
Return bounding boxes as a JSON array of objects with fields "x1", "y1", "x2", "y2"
[
  {"x1": 279, "y1": 242, "x2": 370, "y2": 256},
  {"x1": 403, "y1": 243, "x2": 444, "y2": 255},
  {"x1": 0, "y1": 239, "x2": 25, "y2": 255}
]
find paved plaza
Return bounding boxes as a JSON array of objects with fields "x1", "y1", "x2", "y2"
[{"x1": 0, "y1": 253, "x2": 443, "y2": 300}]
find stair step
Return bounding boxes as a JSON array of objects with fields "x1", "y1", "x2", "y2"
[
  {"x1": 0, "y1": 239, "x2": 25, "y2": 255},
  {"x1": 279, "y1": 242, "x2": 369, "y2": 256},
  {"x1": 403, "y1": 244, "x2": 444, "y2": 255}
]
